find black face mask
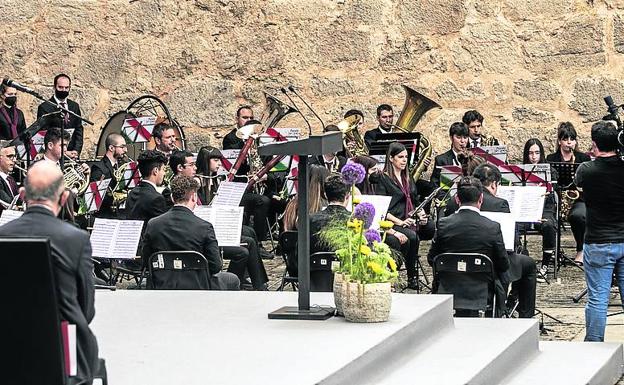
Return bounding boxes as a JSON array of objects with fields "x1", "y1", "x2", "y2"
[
  {"x1": 4, "y1": 96, "x2": 16, "y2": 107},
  {"x1": 55, "y1": 90, "x2": 69, "y2": 100}
]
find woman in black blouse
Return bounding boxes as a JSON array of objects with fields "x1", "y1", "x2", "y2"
[
  {"x1": 546, "y1": 122, "x2": 590, "y2": 265},
  {"x1": 372, "y1": 142, "x2": 434, "y2": 289}
]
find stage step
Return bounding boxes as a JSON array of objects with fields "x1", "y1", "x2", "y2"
[{"x1": 500, "y1": 341, "x2": 623, "y2": 385}]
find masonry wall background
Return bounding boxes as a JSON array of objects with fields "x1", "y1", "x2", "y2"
[{"x1": 2, "y1": 0, "x2": 624, "y2": 160}]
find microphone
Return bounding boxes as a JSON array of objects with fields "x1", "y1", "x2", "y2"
[
  {"x1": 3, "y1": 78, "x2": 38, "y2": 95},
  {"x1": 288, "y1": 84, "x2": 326, "y2": 132},
  {"x1": 281, "y1": 87, "x2": 312, "y2": 135}
]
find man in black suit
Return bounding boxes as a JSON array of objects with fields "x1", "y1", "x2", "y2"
[
  {"x1": 152, "y1": 122, "x2": 178, "y2": 158},
  {"x1": 427, "y1": 176, "x2": 510, "y2": 315},
  {"x1": 0, "y1": 142, "x2": 18, "y2": 210},
  {"x1": 442, "y1": 164, "x2": 537, "y2": 318},
  {"x1": 310, "y1": 174, "x2": 352, "y2": 254},
  {"x1": 126, "y1": 150, "x2": 168, "y2": 222},
  {"x1": 39, "y1": 127, "x2": 71, "y2": 166},
  {"x1": 0, "y1": 83, "x2": 27, "y2": 140},
  {"x1": 142, "y1": 175, "x2": 240, "y2": 290},
  {"x1": 170, "y1": 149, "x2": 268, "y2": 289},
  {"x1": 431, "y1": 122, "x2": 469, "y2": 188},
  {"x1": 90, "y1": 133, "x2": 127, "y2": 217},
  {"x1": 37, "y1": 74, "x2": 84, "y2": 159},
  {"x1": 0, "y1": 160, "x2": 100, "y2": 384},
  {"x1": 463, "y1": 109, "x2": 499, "y2": 148},
  {"x1": 364, "y1": 104, "x2": 395, "y2": 150}
]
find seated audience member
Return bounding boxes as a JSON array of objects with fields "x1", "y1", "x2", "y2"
[
  {"x1": 427, "y1": 176, "x2": 510, "y2": 316},
  {"x1": 0, "y1": 160, "x2": 100, "y2": 383},
  {"x1": 142, "y1": 175, "x2": 240, "y2": 290},
  {"x1": 126, "y1": 150, "x2": 169, "y2": 222},
  {"x1": 310, "y1": 174, "x2": 352, "y2": 254}
]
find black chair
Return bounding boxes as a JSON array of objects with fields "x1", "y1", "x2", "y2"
[
  {"x1": 432, "y1": 252, "x2": 498, "y2": 318},
  {"x1": 277, "y1": 231, "x2": 298, "y2": 291},
  {"x1": 147, "y1": 251, "x2": 211, "y2": 290},
  {"x1": 310, "y1": 251, "x2": 335, "y2": 292},
  {"x1": 0, "y1": 238, "x2": 107, "y2": 385}
]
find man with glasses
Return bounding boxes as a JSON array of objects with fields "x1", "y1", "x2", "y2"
[
  {"x1": 0, "y1": 141, "x2": 18, "y2": 209},
  {"x1": 91, "y1": 133, "x2": 128, "y2": 217}
]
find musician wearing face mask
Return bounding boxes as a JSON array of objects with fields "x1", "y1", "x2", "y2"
[
  {"x1": 0, "y1": 83, "x2": 26, "y2": 140},
  {"x1": 371, "y1": 142, "x2": 434, "y2": 290},
  {"x1": 430, "y1": 122, "x2": 469, "y2": 188},
  {"x1": 546, "y1": 122, "x2": 591, "y2": 265},
  {"x1": 37, "y1": 74, "x2": 84, "y2": 159}
]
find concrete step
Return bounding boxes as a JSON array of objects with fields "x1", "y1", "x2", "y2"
[
  {"x1": 501, "y1": 341, "x2": 623, "y2": 385},
  {"x1": 356, "y1": 318, "x2": 539, "y2": 385}
]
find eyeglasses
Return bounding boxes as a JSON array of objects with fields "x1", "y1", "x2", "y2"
[
  {"x1": 112, "y1": 144, "x2": 127, "y2": 149},
  {"x1": 0, "y1": 154, "x2": 16, "y2": 159},
  {"x1": 183, "y1": 162, "x2": 196, "y2": 168}
]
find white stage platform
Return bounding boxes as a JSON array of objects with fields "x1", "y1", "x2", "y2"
[{"x1": 91, "y1": 291, "x2": 623, "y2": 385}]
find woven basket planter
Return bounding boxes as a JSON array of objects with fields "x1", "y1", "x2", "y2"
[{"x1": 342, "y1": 281, "x2": 392, "y2": 323}]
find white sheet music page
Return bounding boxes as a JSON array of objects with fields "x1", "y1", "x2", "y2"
[
  {"x1": 497, "y1": 186, "x2": 546, "y2": 223},
  {"x1": 90, "y1": 218, "x2": 117, "y2": 258},
  {"x1": 90, "y1": 218, "x2": 143, "y2": 259},
  {"x1": 0, "y1": 209, "x2": 23, "y2": 226},
  {"x1": 479, "y1": 211, "x2": 516, "y2": 251},
  {"x1": 194, "y1": 206, "x2": 243, "y2": 247},
  {"x1": 211, "y1": 181, "x2": 247, "y2": 207}
]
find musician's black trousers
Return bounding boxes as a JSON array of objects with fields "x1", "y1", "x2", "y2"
[
  {"x1": 569, "y1": 201, "x2": 586, "y2": 252},
  {"x1": 241, "y1": 192, "x2": 270, "y2": 241},
  {"x1": 507, "y1": 253, "x2": 537, "y2": 318},
  {"x1": 389, "y1": 225, "x2": 420, "y2": 280}
]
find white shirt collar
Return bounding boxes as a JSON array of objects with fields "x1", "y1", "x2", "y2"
[
  {"x1": 0, "y1": 170, "x2": 8, "y2": 183},
  {"x1": 458, "y1": 205, "x2": 481, "y2": 213},
  {"x1": 43, "y1": 155, "x2": 61, "y2": 167},
  {"x1": 378, "y1": 125, "x2": 392, "y2": 134},
  {"x1": 53, "y1": 95, "x2": 67, "y2": 105}
]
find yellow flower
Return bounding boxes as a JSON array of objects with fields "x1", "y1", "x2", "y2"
[
  {"x1": 352, "y1": 197, "x2": 361, "y2": 204},
  {"x1": 367, "y1": 261, "x2": 384, "y2": 274},
  {"x1": 388, "y1": 258, "x2": 397, "y2": 272},
  {"x1": 379, "y1": 220, "x2": 394, "y2": 230},
  {"x1": 359, "y1": 245, "x2": 372, "y2": 256}
]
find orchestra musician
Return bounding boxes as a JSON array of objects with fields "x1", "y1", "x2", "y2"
[
  {"x1": 37, "y1": 74, "x2": 84, "y2": 159},
  {"x1": 430, "y1": 122, "x2": 469, "y2": 188},
  {"x1": 364, "y1": 104, "x2": 395, "y2": 150},
  {"x1": 371, "y1": 142, "x2": 434, "y2": 289},
  {"x1": 0, "y1": 82, "x2": 26, "y2": 140},
  {"x1": 222, "y1": 107, "x2": 271, "y2": 242},
  {"x1": 0, "y1": 141, "x2": 18, "y2": 210},
  {"x1": 463, "y1": 109, "x2": 498, "y2": 148},
  {"x1": 522, "y1": 138, "x2": 557, "y2": 281},
  {"x1": 39, "y1": 127, "x2": 70, "y2": 166},
  {"x1": 546, "y1": 122, "x2": 590, "y2": 265},
  {"x1": 152, "y1": 122, "x2": 178, "y2": 157},
  {"x1": 126, "y1": 150, "x2": 169, "y2": 223},
  {"x1": 90, "y1": 133, "x2": 128, "y2": 183}
]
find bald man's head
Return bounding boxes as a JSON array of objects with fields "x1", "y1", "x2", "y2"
[{"x1": 25, "y1": 161, "x2": 64, "y2": 204}]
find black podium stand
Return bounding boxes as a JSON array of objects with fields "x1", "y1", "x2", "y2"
[{"x1": 259, "y1": 132, "x2": 342, "y2": 320}]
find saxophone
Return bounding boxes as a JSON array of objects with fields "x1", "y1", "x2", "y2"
[{"x1": 560, "y1": 189, "x2": 579, "y2": 220}]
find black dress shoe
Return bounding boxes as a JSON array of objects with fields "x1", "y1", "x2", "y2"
[
  {"x1": 259, "y1": 249, "x2": 275, "y2": 260},
  {"x1": 406, "y1": 277, "x2": 419, "y2": 290}
]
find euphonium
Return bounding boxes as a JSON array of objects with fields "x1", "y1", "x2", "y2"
[
  {"x1": 337, "y1": 114, "x2": 368, "y2": 157},
  {"x1": 392, "y1": 85, "x2": 442, "y2": 181}
]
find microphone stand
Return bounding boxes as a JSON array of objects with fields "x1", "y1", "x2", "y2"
[
  {"x1": 280, "y1": 88, "x2": 312, "y2": 136},
  {"x1": 288, "y1": 85, "x2": 325, "y2": 133}
]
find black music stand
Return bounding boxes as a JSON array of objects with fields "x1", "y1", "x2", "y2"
[
  {"x1": 550, "y1": 162, "x2": 584, "y2": 279},
  {"x1": 259, "y1": 132, "x2": 342, "y2": 320},
  {"x1": 368, "y1": 132, "x2": 422, "y2": 166}
]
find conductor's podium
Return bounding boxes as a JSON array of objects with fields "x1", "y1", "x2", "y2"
[{"x1": 91, "y1": 291, "x2": 623, "y2": 385}]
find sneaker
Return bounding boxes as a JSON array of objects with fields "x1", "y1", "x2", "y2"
[{"x1": 536, "y1": 264, "x2": 549, "y2": 283}]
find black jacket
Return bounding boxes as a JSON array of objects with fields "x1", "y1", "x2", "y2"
[
  {"x1": 444, "y1": 189, "x2": 510, "y2": 217},
  {"x1": 431, "y1": 149, "x2": 458, "y2": 188},
  {"x1": 142, "y1": 206, "x2": 222, "y2": 275},
  {"x1": 310, "y1": 205, "x2": 351, "y2": 254},
  {"x1": 0, "y1": 105, "x2": 26, "y2": 140},
  {"x1": 0, "y1": 175, "x2": 16, "y2": 210},
  {"x1": 126, "y1": 181, "x2": 168, "y2": 223},
  {"x1": 309, "y1": 155, "x2": 347, "y2": 173},
  {"x1": 0, "y1": 206, "x2": 98, "y2": 383},
  {"x1": 37, "y1": 97, "x2": 84, "y2": 155},
  {"x1": 90, "y1": 157, "x2": 116, "y2": 217},
  {"x1": 371, "y1": 173, "x2": 419, "y2": 220},
  {"x1": 364, "y1": 127, "x2": 386, "y2": 150}
]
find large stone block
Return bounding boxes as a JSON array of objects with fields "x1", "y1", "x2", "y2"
[
  {"x1": 450, "y1": 22, "x2": 522, "y2": 73},
  {"x1": 570, "y1": 78, "x2": 624, "y2": 122},
  {"x1": 435, "y1": 80, "x2": 486, "y2": 102},
  {"x1": 398, "y1": 0, "x2": 467, "y2": 35},
  {"x1": 513, "y1": 80, "x2": 561, "y2": 102},
  {"x1": 166, "y1": 79, "x2": 236, "y2": 128},
  {"x1": 521, "y1": 16, "x2": 605, "y2": 71},
  {"x1": 512, "y1": 106, "x2": 556, "y2": 124},
  {"x1": 503, "y1": 0, "x2": 575, "y2": 22},
  {"x1": 615, "y1": 13, "x2": 624, "y2": 54}
]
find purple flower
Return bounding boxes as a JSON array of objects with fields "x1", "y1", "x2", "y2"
[
  {"x1": 364, "y1": 228, "x2": 382, "y2": 245},
  {"x1": 341, "y1": 162, "x2": 366, "y2": 185},
  {"x1": 353, "y1": 202, "x2": 375, "y2": 228}
]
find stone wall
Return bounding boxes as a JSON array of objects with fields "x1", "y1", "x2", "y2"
[{"x1": 2, "y1": 0, "x2": 624, "y2": 160}]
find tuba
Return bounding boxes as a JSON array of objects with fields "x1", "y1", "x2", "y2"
[
  {"x1": 392, "y1": 85, "x2": 442, "y2": 181},
  {"x1": 337, "y1": 114, "x2": 368, "y2": 157}
]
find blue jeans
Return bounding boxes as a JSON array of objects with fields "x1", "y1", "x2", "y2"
[{"x1": 583, "y1": 242, "x2": 624, "y2": 342}]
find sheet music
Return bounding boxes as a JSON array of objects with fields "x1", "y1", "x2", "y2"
[
  {"x1": 511, "y1": 163, "x2": 551, "y2": 182},
  {"x1": 211, "y1": 181, "x2": 247, "y2": 207},
  {"x1": 479, "y1": 211, "x2": 516, "y2": 251},
  {"x1": 347, "y1": 195, "x2": 392, "y2": 230},
  {"x1": 497, "y1": 186, "x2": 546, "y2": 223},
  {"x1": 218, "y1": 149, "x2": 240, "y2": 176},
  {"x1": 90, "y1": 218, "x2": 143, "y2": 259},
  {"x1": 476, "y1": 145, "x2": 508, "y2": 162},
  {"x1": 0, "y1": 210, "x2": 23, "y2": 226},
  {"x1": 194, "y1": 206, "x2": 244, "y2": 247},
  {"x1": 84, "y1": 178, "x2": 112, "y2": 213}
]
